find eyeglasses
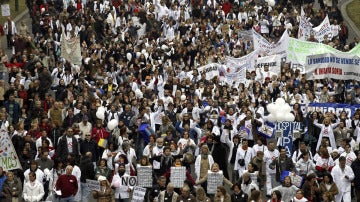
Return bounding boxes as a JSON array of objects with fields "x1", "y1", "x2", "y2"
[
  {"x1": 68, "y1": 130, "x2": 73, "y2": 132},
  {"x1": 85, "y1": 135, "x2": 91, "y2": 136}
]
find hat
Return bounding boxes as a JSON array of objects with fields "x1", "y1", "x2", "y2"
[
  {"x1": 332, "y1": 149, "x2": 339, "y2": 153},
  {"x1": 97, "y1": 175, "x2": 107, "y2": 181}
]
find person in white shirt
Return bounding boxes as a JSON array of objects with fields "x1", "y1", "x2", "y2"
[
  {"x1": 331, "y1": 156, "x2": 355, "y2": 202},
  {"x1": 252, "y1": 137, "x2": 268, "y2": 154},
  {"x1": 264, "y1": 141, "x2": 280, "y2": 196},
  {"x1": 339, "y1": 143, "x2": 356, "y2": 166},
  {"x1": 235, "y1": 139, "x2": 255, "y2": 178}
]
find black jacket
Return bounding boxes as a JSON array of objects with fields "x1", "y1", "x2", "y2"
[
  {"x1": 231, "y1": 190, "x2": 248, "y2": 202},
  {"x1": 79, "y1": 156, "x2": 95, "y2": 183},
  {"x1": 351, "y1": 159, "x2": 360, "y2": 188},
  {"x1": 56, "y1": 135, "x2": 79, "y2": 161}
]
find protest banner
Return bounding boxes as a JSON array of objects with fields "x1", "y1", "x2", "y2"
[
  {"x1": 86, "y1": 179, "x2": 100, "y2": 191},
  {"x1": 61, "y1": 31, "x2": 82, "y2": 65},
  {"x1": 207, "y1": 170, "x2": 223, "y2": 194},
  {"x1": 136, "y1": 165, "x2": 153, "y2": 187},
  {"x1": 312, "y1": 16, "x2": 332, "y2": 42},
  {"x1": 253, "y1": 29, "x2": 289, "y2": 56},
  {"x1": 296, "y1": 103, "x2": 360, "y2": 118},
  {"x1": 255, "y1": 54, "x2": 286, "y2": 74},
  {"x1": 305, "y1": 53, "x2": 360, "y2": 81},
  {"x1": 275, "y1": 122, "x2": 302, "y2": 156},
  {"x1": 297, "y1": 8, "x2": 312, "y2": 40},
  {"x1": 170, "y1": 166, "x2": 186, "y2": 188},
  {"x1": 197, "y1": 63, "x2": 220, "y2": 80},
  {"x1": 131, "y1": 186, "x2": 146, "y2": 202},
  {"x1": 1, "y1": 4, "x2": 10, "y2": 16},
  {"x1": 0, "y1": 128, "x2": 22, "y2": 171}
]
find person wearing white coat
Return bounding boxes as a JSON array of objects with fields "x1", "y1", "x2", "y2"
[
  {"x1": 23, "y1": 172, "x2": 45, "y2": 202},
  {"x1": 331, "y1": 156, "x2": 355, "y2": 202},
  {"x1": 195, "y1": 145, "x2": 214, "y2": 182},
  {"x1": 234, "y1": 139, "x2": 255, "y2": 179},
  {"x1": 222, "y1": 130, "x2": 242, "y2": 183},
  {"x1": 3, "y1": 17, "x2": 17, "y2": 49}
]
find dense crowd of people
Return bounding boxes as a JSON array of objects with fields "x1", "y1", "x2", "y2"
[{"x1": 0, "y1": 0, "x2": 360, "y2": 201}]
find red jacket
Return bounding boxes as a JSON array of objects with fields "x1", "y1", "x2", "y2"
[
  {"x1": 91, "y1": 127, "x2": 109, "y2": 143},
  {"x1": 55, "y1": 174, "x2": 78, "y2": 198}
]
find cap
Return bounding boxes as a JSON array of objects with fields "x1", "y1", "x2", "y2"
[{"x1": 98, "y1": 175, "x2": 107, "y2": 181}]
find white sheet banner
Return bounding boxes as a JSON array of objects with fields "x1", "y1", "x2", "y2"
[
  {"x1": 253, "y1": 29, "x2": 289, "y2": 56},
  {"x1": 0, "y1": 128, "x2": 22, "y2": 171},
  {"x1": 197, "y1": 63, "x2": 220, "y2": 80},
  {"x1": 312, "y1": 15, "x2": 332, "y2": 42},
  {"x1": 61, "y1": 31, "x2": 82, "y2": 65},
  {"x1": 297, "y1": 8, "x2": 313, "y2": 40},
  {"x1": 255, "y1": 54, "x2": 286, "y2": 74},
  {"x1": 306, "y1": 53, "x2": 360, "y2": 80}
]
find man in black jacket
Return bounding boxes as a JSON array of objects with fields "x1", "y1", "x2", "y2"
[
  {"x1": 80, "y1": 133, "x2": 99, "y2": 163},
  {"x1": 79, "y1": 152, "x2": 95, "y2": 201},
  {"x1": 56, "y1": 127, "x2": 79, "y2": 161},
  {"x1": 351, "y1": 151, "x2": 360, "y2": 202}
]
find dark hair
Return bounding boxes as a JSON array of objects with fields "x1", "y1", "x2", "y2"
[
  {"x1": 231, "y1": 183, "x2": 241, "y2": 190},
  {"x1": 323, "y1": 172, "x2": 333, "y2": 183},
  {"x1": 272, "y1": 190, "x2": 282, "y2": 199},
  {"x1": 339, "y1": 156, "x2": 346, "y2": 162}
]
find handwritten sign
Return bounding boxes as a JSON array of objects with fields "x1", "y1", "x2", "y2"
[
  {"x1": 86, "y1": 179, "x2": 100, "y2": 191},
  {"x1": 137, "y1": 165, "x2": 153, "y2": 187},
  {"x1": 131, "y1": 186, "x2": 146, "y2": 202},
  {"x1": 0, "y1": 129, "x2": 22, "y2": 171},
  {"x1": 170, "y1": 166, "x2": 186, "y2": 188},
  {"x1": 207, "y1": 170, "x2": 223, "y2": 194},
  {"x1": 1, "y1": 4, "x2": 10, "y2": 17}
]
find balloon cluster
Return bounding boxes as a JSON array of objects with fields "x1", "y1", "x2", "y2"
[
  {"x1": 266, "y1": 98, "x2": 295, "y2": 122},
  {"x1": 96, "y1": 106, "x2": 106, "y2": 120}
]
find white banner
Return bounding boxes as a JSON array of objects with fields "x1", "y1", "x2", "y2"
[
  {"x1": 170, "y1": 167, "x2": 186, "y2": 188},
  {"x1": 222, "y1": 52, "x2": 257, "y2": 86},
  {"x1": 0, "y1": 128, "x2": 22, "y2": 171},
  {"x1": 61, "y1": 31, "x2": 82, "y2": 65},
  {"x1": 197, "y1": 63, "x2": 220, "y2": 80},
  {"x1": 306, "y1": 53, "x2": 360, "y2": 80},
  {"x1": 253, "y1": 29, "x2": 289, "y2": 56},
  {"x1": 136, "y1": 166, "x2": 153, "y2": 187},
  {"x1": 255, "y1": 54, "x2": 286, "y2": 74},
  {"x1": 312, "y1": 15, "x2": 332, "y2": 42},
  {"x1": 297, "y1": 8, "x2": 312, "y2": 40}
]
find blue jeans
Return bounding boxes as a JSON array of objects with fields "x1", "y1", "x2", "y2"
[
  {"x1": 60, "y1": 196, "x2": 74, "y2": 202},
  {"x1": 81, "y1": 182, "x2": 90, "y2": 201}
]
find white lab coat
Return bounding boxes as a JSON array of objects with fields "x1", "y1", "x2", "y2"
[
  {"x1": 331, "y1": 164, "x2": 354, "y2": 192},
  {"x1": 194, "y1": 155, "x2": 214, "y2": 181}
]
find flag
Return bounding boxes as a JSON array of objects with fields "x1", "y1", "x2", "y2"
[
  {"x1": 0, "y1": 125, "x2": 22, "y2": 171},
  {"x1": 257, "y1": 122, "x2": 275, "y2": 138}
]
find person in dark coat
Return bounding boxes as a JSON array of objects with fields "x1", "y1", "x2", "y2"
[
  {"x1": 271, "y1": 147, "x2": 295, "y2": 182},
  {"x1": 4, "y1": 94, "x2": 20, "y2": 124},
  {"x1": 80, "y1": 132, "x2": 99, "y2": 163},
  {"x1": 351, "y1": 151, "x2": 360, "y2": 201},
  {"x1": 79, "y1": 152, "x2": 95, "y2": 201},
  {"x1": 56, "y1": 127, "x2": 79, "y2": 161},
  {"x1": 211, "y1": 135, "x2": 229, "y2": 179}
]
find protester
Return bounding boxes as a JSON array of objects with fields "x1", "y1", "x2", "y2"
[{"x1": 2, "y1": 0, "x2": 360, "y2": 201}]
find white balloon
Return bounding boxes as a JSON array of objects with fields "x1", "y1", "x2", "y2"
[
  {"x1": 284, "y1": 113, "x2": 295, "y2": 122},
  {"x1": 126, "y1": 53, "x2": 132, "y2": 61},
  {"x1": 277, "y1": 113, "x2": 287, "y2": 122},
  {"x1": 275, "y1": 98, "x2": 286, "y2": 105},
  {"x1": 181, "y1": 95, "x2": 187, "y2": 101},
  {"x1": 97, "y1": 106, "x2": 106, "y2": 113},
  {"x1": 136, "y1": 52, "x2": 141, "y2": 59},
  {"x1": 267, "y1": 114, "x2": 277, "y2": 122},
  {"x1": 282, "y1": 104, "x2": 292, "y2": 113},
  {"x1": 267, "y1": 103, "x2": 277, "y2": 114},
  {"x1": 96, "y1": 110, "x2": 105, "y2": 120},
  {"x1": 107, "y1": 119, "x2": 119, "y2": 130}
]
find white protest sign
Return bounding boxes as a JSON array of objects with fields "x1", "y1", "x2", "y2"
[
  {"x1": 131, "y1": 186, "x2": 146, "y2": 202},
  {"x1": 0, "y1": 128, "x2": 22, "y2": 171},
  {"x1": 86, "y1": 179, "x2": 100, "y2": 191},
  {"x1": 197, "y1": 63, "x2": 220, "y2": 80},
  {"x1": 136, "y1": 165, "x2": 153, "y2": 187},
  {"x1": 312, "y1": 15, "x2": 332, "y2": 42},
  {"x1": 121, "y1": 176, "x2": 137, "y2": 186},
  {"x1": 306, "y1": 53, "x2": 360, "y2": 81},
  {"x1": 170, "y1": 166, "x2": 186, "y2": 188},
  {"x1": 1, "y1": 4, "x2": 10, "y2": 17},
  {"x1": 207, "y1": 170, "x2": 223, "y2": 194}
]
